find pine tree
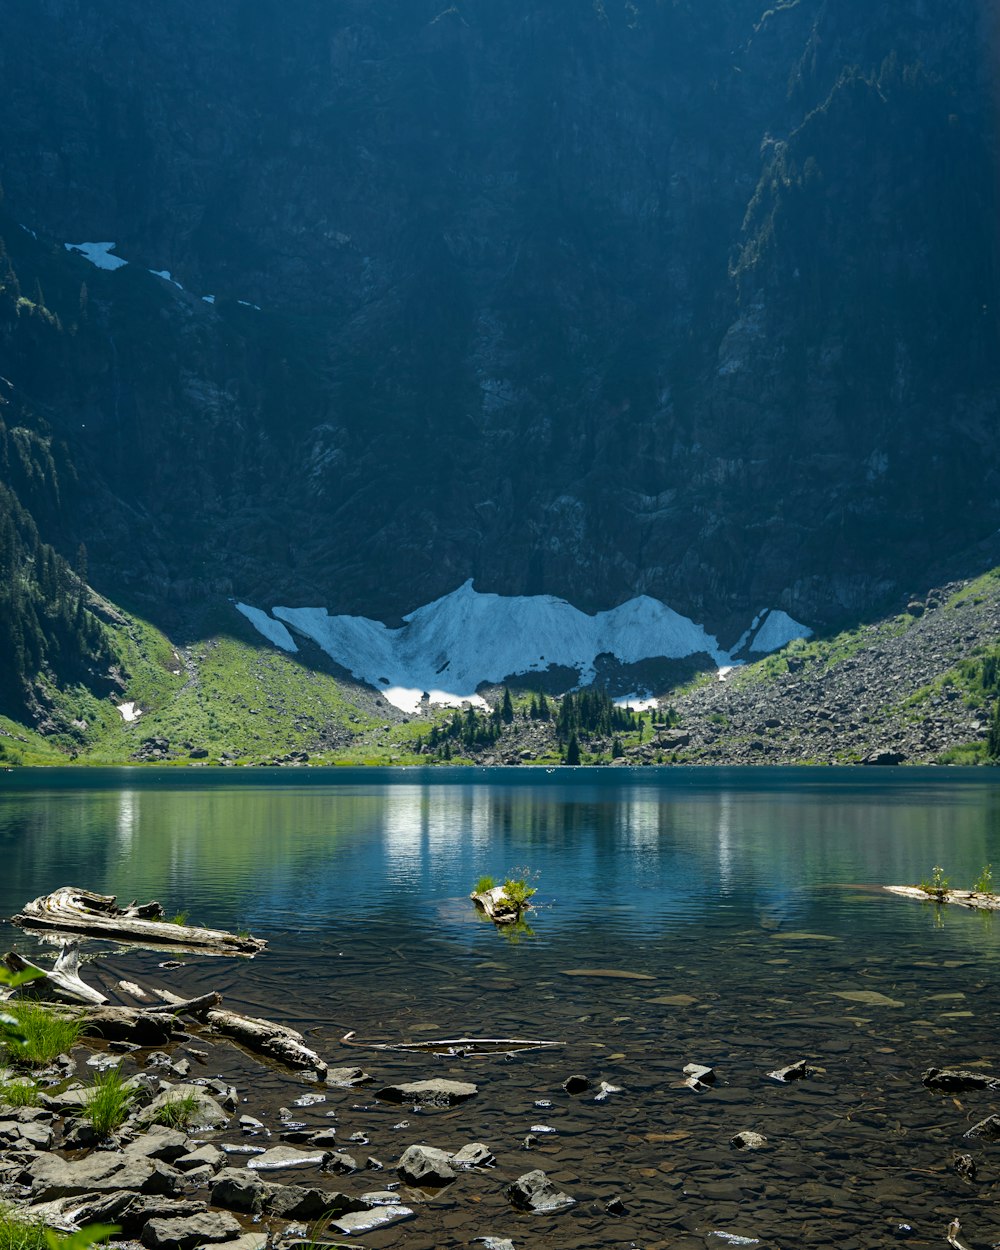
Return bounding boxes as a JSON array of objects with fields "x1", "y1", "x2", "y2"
[
  {"x1": 501, "y1": 686, "x2": 514, "y2": 724},
  {"x1": 988, "y1": 700, "x2": 1000, "y2": 761},
  {"x1": 565, "y1": 733, "x2": 581, "y2": 766}
]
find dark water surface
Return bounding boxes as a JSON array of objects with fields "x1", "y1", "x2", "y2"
[{"x1": 2, "y1": 766, "x2": 1000, "y2": 1249}]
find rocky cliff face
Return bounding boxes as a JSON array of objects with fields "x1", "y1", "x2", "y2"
[{"x1": 0, "y1": 0, "x2": 997, "y2": 643}]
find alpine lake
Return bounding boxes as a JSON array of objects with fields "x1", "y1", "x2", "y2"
[{"x1": 2, "y1": 765, "x2": 1000, "y2": 1250}]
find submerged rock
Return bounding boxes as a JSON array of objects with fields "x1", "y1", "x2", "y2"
[
  {"x1": 329, "y1": 1204, "x2": 414, "y2": 1234},
  {"x1": 376, "y1": 1078, "x2": 478, "y2": 1107},
  {"x1": 397, "y1": 1144, "x2": 456, "y2": 1187},
  {"x1": 964, "y1": 1115, "x2": 1000, "y2": 1142},
  {"x1": 731, "y1": 1131, "x2": 768, "y2": 1151},
  {"x1": 768, "y1": 1059, "x2": 814, "y2": 1083},
  {"x1": 506, "y1": 1169, "x2": 576, "y2": 1213},
  {"x1": 562, "y1": 1074, "x2": 590, "y2": 1094},
  {"x1": 923, "y1": 1068, "x2": 1000, "y2": 1091}
]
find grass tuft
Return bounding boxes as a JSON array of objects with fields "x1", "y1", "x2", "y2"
[
  {"x1": 82, "y1": 1065, "x2": 138, "y2": 1137},
  {"x1": 0, "y1": 1209, "x2": 48, "y2": 1250},
  {"x1": 0, "y1": 1079, "x2": 38, "y2": 1107},
  {"x1": 151, "y1": 1093, "x2": 200, "y2": 1130},
  {"x1": 2, "y1": 1004, "x2": 83, "y2": 1068}
]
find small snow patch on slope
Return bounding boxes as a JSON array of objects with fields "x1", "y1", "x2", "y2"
[
  {"x1": 236, "y1": 603, "x2": 298, "y2": 652},
  {"x1": 749, "y1": 610, "x2": 812, "y2": 653},
  {"x1": 149, "y1": 269, "x2": 184, "y2": 289},
  {"x1": 65, "y1": 242, "x2": 128, "y2": 271}
]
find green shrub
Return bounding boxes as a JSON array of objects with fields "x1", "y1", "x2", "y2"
[
  {"x1": 973, "y1": 864, "x2": 994, "y2": 894},
  {"x1": 82, "y1": 1065, "x2": 138, "y2": 1137},
  {"x1": 2, "y1": 1004, "x2": 83, "y2": 1068},
  {"x1": 474, "y1": 876, "x2": 496, "y2": 895},
  {"x1": 502, "y1": 877, "x2": 537, "y2": 909}
]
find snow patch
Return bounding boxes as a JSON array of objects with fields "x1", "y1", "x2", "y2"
[
  {"x1": 238, "y1": 300, "x2": 262, "y2": 311},
  {"x1": 20, "y1": 224, "x2": 37, "y2": 240},
  {"x1": 614, "y1": 695, "x2": 659, "y2": 712},
  {"x1": 235, "y1": 603, "x2": 298, "y2": 653},
  {"x1": 749, "y1": 610, "x2": 812, "y2": 653},
  {"x1": 149, "y1": 269, "x2": 184, "y2": 289},
  {"x1": 117, "y1": 702, "x2": 141, "y2": 723},
  {"x1": 237, "y1": 582, "x2": 811, "y2": 712},
  {"x1": 265, "y1": 582, "x2": 729, "y2": 713},
  {"x1": 65, "y1": 242, "x2": 128, "y2": 271},
  {"x1": 201, "y1": 294, "x2": 216, "y2": 304}
]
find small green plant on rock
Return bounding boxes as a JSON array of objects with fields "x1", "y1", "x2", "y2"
[
  {"x1": 151, "y1": 1093, "x2": 199, "y2": 1130},
  {"x1": 973, "y1": 864, "x2": 994, "y2": 894},
  {"x1": 82, "y1": 1064, "x2": 138, "y2": 1137},
  {"x1": 919, "y1": 865, "x2": 950, "y2": 897},
  {"x1": 167, "y1": 911, "x2": 189, "y2": 926},
  {"x1": 474, "y1": 876, "x2": 496, "y2": 895},
  {"x1": 502, "y1": 876, "x2": 537, "y2": 910}
]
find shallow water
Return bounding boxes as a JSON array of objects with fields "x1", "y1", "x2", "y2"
[{"x1": 2, "y1": 766, "x2": 1000, "y2": 1248}]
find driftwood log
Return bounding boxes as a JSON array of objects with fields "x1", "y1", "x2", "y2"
[
  {"x1": 884, "y1": 885, "x2": 1000, "y2": 912},
  {"x1": 152, "y1": 988, "x2": 328, "y2": 1077},
  {"x1": 340, "y1": 1032, "x2": 563, "y2": 1057},
  {"x1": 5, "y1": 945, "x2": 108, "y2": 1006},
  {"x1": 13, "y1": 887, "x2": 266, "y2": 954},
  {"x1": 470, "y1": 885, "x2": 527, "y2": 926}
]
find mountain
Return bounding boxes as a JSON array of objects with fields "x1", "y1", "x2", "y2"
[{"x1": 0, "y1": 0, "x2": 997, "y2": 735}]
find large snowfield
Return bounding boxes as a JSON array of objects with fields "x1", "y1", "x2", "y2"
[{"x1": 237, "y1": 581, "x2": 811, "y2": 712}]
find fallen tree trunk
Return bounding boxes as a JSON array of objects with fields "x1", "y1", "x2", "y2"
[
  {"x1": 12, "y1": 887, "x2": 266, "y2": 954},
  {"x1": 152, "y1": 988, "x2": 328, "y2": 1077},
  {"x1": 5, "y1": 945, "x2": 108, "y2": 1006},
  {"x1": 884, "y1": 885, "x2": 1000, "y2": 911}
]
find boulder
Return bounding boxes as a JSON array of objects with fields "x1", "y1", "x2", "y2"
[
  {"x1": 210, "y1": 1168, "x2": 269, "y2": 1212},
  {"x1": 173, "y1": 1144, "x2": 225, "y2": 1172},
  {"x1": 25, "y1": 1153, "x2": 178, "y2": 1201},
  {"x1": 124, "y1": 1126, "x2": 192, "y2": 1162},
  {"x1": 0, "y1": 1119, "x2": 52, "y2": 1150},
  {"x1": 452, "y1": 1142, "x2": 494, "y2": 1168},
  {"x1": 267, "y1": 1183, "x2": 361, "y2": 1220},
  {"x1": 397, "y1": 1144, "x2": 456, "y2": 1187},
  {"x1": 731, "y1": 1131, "x2": 768, "y2": 1151},
  {"x1": 137, "y1": 1085, "x2": 229, "y2": 1130},
  {"x1": 506, "y1": 1169, "x2": 576, "y2": 1213},
  {"x1": 247, "y1": 1145, "x2": 332, "y2": 1171},
  {"x1": 141, "y1": 1212, "x2": 242, "y2": 1249},
  {"x1": 376, "y1": 1079, "x2": 478, "y2": 1107}
]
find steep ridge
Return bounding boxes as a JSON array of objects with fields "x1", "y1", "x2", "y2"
[{"x1": 0, "y1": 0, "x2": 995, "y2": 650}]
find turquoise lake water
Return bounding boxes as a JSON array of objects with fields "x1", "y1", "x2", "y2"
[{"x1": 1, "y1": 766, "x2": 999, "y2": 1249}]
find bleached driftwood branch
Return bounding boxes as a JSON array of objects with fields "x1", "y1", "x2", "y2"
[
  {"x1": 13, "y1": 887, "x2": 266, "y2": 954},
  {"x1": 884, "y1": 885, "x2": 1000, "y2": 912}
]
